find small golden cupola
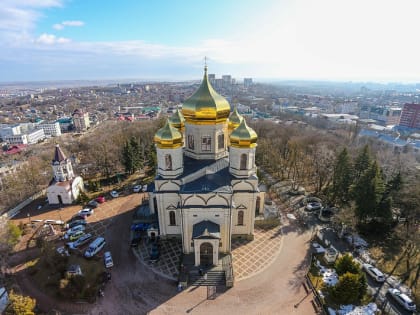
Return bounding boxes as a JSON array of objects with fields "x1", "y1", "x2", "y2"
[
  {"x1": 228, "y1": 107, "x2": 243, "y2": 132},
  {"x1": 230, "y1": 119, "x2": 258, "y2": 148},
  {"x1": 169, "y1": 108, "x2": 185, "y2": 132},
  {"x1": 154, "y1": 120, "x2": 183, "y2": 149},
  {"x1": 181, "y1": 66, "x2": 231, "y2": 124}
]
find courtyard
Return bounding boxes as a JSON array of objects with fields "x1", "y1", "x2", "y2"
[{"x1": 8, "y1": 193, "x2": 316, "y2": 315}]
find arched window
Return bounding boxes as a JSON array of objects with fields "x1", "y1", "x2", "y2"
[
  {"x1": 238, "y1": 210, "x2": 244, "y2": 226},
  {"x1": 165, "y1": 154, "x2": 172, "y2": 170},
  {"x1": 240, "y1": 154, "x2": 247, "y2": 170},
  {"x1": 256, "y1": 196, "x2": 261, "y2": 215},
  {"x1": 169, "y1": 211, "x2": 176, "y2": 225}
]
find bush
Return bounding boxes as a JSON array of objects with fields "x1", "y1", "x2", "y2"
[
  {"x1": 5, "y1": 290, "x2": 36, "y2": 315},
  {"x1": 326, "y1": 272, "x2": 366, "y2": 305},
  {"x1": 254, "y1": 218, "x2": 280, "y2": 229},
  {"x1": 7, "y1": 222, "x2": 22, "y2": 246},
  {"x1": 334, "y1": 253, "x2": 361, "y2": 275}
]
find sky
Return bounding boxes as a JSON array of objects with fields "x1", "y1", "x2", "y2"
[{"x1": 1, "y1": 0, "x2": 420, "y2": 83}]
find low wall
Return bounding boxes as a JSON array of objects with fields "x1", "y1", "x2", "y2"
[{"x1": 1, "y1": 189, "x2": 47, "y2": 219}]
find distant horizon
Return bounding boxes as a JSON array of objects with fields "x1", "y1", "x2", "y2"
[{"x1": 2, "y1": 1, "x2": 420, "y2": 83}]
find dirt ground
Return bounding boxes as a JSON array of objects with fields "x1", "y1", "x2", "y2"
[{"x1": 9, "y1": 193, "x2": 316, "y2": 315}]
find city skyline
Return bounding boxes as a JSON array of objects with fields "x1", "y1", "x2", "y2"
[{"x1": 1, "y1": 0, "x2": 420, "y2": 83}]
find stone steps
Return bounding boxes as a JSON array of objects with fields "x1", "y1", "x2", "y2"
[{"x1": 189, "y1": 270, "x2": 226, "y2": 287}]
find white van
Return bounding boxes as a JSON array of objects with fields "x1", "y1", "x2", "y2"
[{"x1": 84, "y1": 237, "x2": 106, "y2": 258}]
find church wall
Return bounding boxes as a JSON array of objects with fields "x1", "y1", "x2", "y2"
[
  {"x1": 47, "y1": 184, "x2": 73, "y2": 204},
  {"x1": 156, "y1": 147, "x2": 183, "y2": 178},
  {"x1": 231, "y1": 192, "x2": 257, "y2": 236},
  {"x1": 229, "y1": 147, "x2": 257, "y2": 177},
  {"x1": 184, "y1": 123, "x2": 228, "y2": 160},
  {"x1": 156, "y1": 193, "x2": 182, "y2": 236}
]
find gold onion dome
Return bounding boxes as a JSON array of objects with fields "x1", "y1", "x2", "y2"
[
  {"x1": 230, "y1": 119, "x2": 258, "y2": 148},
  {"x1": 169, "y1": 108, "x2": 185, "y2": 130},
  {"x1": 228, "y1": 107, "x2": 243, "y2": 131},
  {"x1": 182, "y1": 66, "x2": 231, "y2": 124},
  {"x1": 154, "y1": 120, "x2": 183, "y2": 149}
]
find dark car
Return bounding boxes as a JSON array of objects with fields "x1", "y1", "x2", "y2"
[
  {"x1": 87, "y1": 200, "x2": 99, "y2": 208},
  {"x1": 71, "y1": 213, "x2": 87, "y2": 221},
  {"x1": 149, "y1": 243, "x2": 160, "y2": 262},
  {"x1": 66, "y1": 219, "x2": 86, "y2": 229}
]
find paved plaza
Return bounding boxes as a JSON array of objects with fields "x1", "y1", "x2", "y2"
[{"x1": 132, "y1": 225, "x2": 284, "y2": 282}]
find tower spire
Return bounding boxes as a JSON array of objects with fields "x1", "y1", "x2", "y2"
[{"x1": 204, "y1": 56, "x2": 208, "y2": 73}]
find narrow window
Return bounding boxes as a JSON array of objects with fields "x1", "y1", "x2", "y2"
[
  {"x1": 201, "y1": 136, "x2": 211, "y2": 151},
  {"x1": 238, "y1": 210, "x2": 244, "y2": 226},
  {"x1": 256, "y1": 196, "x2": 261, "y2": 215},
  {"x1": 218, "y1": 133, "x2": 224, "y2": 149},
  {"x1": 169, "y1": 211, "x2": 176, "y2": 225},
  {"x1": 240, "y1": 154, "x2": 247, "y2": 170},
  {"x1": 165, "y1": 154, "x2": 172, "y2": 170},
  {"x1": 188, "y1": 135, "x2": 194, "y2": 149}
]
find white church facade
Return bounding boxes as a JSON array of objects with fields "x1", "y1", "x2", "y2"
[
  {"x1": 47, "y1": 145, "x2": 84, "y2": 205},
  {"x1": 147, "y1": 66, "x2": 263, "y2": 267}
]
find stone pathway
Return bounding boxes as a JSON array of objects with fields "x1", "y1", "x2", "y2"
[
  {"x1": 132, "y1": 225, "x2": 283, "y2": 283},
  {"x1": 232, "y1": 226, "x2": 283, "y2": 280}
]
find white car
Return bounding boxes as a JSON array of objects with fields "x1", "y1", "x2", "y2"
[
  {"x1": 362, "y1": 263, "x2": 385, "y2": 282},
  {"x1": 142, "y1": 185, "x2": 147, "y2": 192},
  {"x1": 110, "y1": 191, "x2": 119, "y2": 198},
  {"x1": 133, "y1": 185, "x2": 141, "y2": 193},
  {"x1": 312, "y1": 242, "x2": 326, "y2": 254},
  {"x1": 78, "y1": 208, "x2": 94, "y2": 216},
  {"x1": 104, "y1": 251, "x2": 114, "y2": 268},
  {"x1": 64, "y1": 224, "x2": 86, "y2": 239},
  {"x1": 387, "y1": 288, "x2": 416, "y2": 312}
]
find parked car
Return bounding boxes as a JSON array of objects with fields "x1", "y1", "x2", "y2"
[
  {"x1": 64, "y1": 225, "x2": 85, "y2": 239},
  {"x1": 305, "y1": 202, "x2": 322, "y2": 211},
  {"x1": 84, "y1": 237, "x2": 106, "y2": 258},
  {"x1": 104, "y1": 251, "x2": 114, "y2": 268},
  {"x1": 87, "y1": 200, "x2": 99, "y2": 208},
  {"x1": 56, "y1": 246, "x2": 70, "y2": 256},
  {"x1": 110, "y1": 191, "x2": 119, "y2": 198},
  {"x1": 149, "y1": 243, "x2": 160, "y2": 262},
  {"x1": 67, "y1": 233, "x2": 93, "y2": 249},
  {"x1": 78, "y1": 208, "x2": 94, "y2": 216},
  {"x1": 387, "y1": 288, "x2": 416, "y2": 312},
  {"x1": 362, "y1": 263, "x2": 385, "y2": 282},
  {"x1": 69, "y1": 230, "x2": 85, "y2": 241},
  {"x1": 65, "y1": 219, "x2": 86, "y2": 229},
  {"x1": 142, "y1": 185, "x2": 148, "y2": 192},
  {"x1": 133, "y1": 185, "x2": 141, "y2": 193},
  {"x1": 96, "y1": 196, "x2": 106, "y2": 203},
  {"x1": 70, "y1": 214, "x2": 87, "y2": 221},
  {"x1": 312, "y1": 242, "x2": 326, "y2": 254}
]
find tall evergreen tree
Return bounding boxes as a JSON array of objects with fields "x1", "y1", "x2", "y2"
[
  {"x1": 353, "y1": 144, "x2": 372, "y2": 180},
  {"x1": 122, "y1": 136, "x2": 143, "y2": 174},
  {"x1": 352, "y1": 161, "x2": 386, "y2": 223},
  {"x1": 331, "y1": 148, "x2": 353, "y2": 205}
]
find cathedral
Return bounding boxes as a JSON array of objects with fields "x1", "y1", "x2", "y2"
[
  {"x1": 148, "y1": 66, "x2": 264, "y2": 267},
  {"x1": 47, "y1": 144, "x2": 84, "y2": 205}
]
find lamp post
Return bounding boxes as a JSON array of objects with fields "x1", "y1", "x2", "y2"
[{"x1": 27, "y1": 213, "x2": 31, "y2": 224}]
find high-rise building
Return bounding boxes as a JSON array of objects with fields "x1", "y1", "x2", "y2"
[
  {"x1": 244, "y1": 78, "x2": 253, "y2": 88},
  {"x1": 399, "y1": 103, "x2": 420, "y2": 129},
  {"x1": 72, "y1": 109, "x2": 90, "y2": 132}
]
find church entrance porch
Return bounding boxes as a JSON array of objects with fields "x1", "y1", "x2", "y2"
[
  {"x1": 200, "y1": 242, "x2": 213, "y2": 266},
  {"x1": 192, "y1": 220, "x2": 221, "y2": 267}
]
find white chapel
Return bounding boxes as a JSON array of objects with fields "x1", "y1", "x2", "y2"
[
  {"x1": 148, "y1": 66, "x2": 264, "y2": 266},
  {"x1": 47, "y1": 145, "x2": 84, "y2": 205}
]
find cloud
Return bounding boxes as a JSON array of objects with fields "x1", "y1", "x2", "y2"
[
  {"x1": 53, "y1": 20, "x2": 84, "y2": 30},
  {"x1": 34, "y1": 33, "x2": 70, "y2": 45}
]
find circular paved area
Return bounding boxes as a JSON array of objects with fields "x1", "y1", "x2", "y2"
[{"x1": 132, "y1": 225, "x2": 283, "y2": 282}]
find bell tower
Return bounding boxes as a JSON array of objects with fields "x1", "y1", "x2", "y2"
[{"x1": 52, "y1": 144, "x2": 75, "y2": 182}]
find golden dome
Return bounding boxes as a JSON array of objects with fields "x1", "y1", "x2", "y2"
[
  {"x1": 182, "y1": 66, "x2": 231, "y2": 124},
  {"x1": 230, "y1": 119, "x2": 258, "y2": 148},
  {"x1": 228, "y1": 107, "x2": 243, "y2": 131},
  {"x1": 169, "y1": 108, "x2": 185, "y2": 130},
  {"x1": 154, "y1": 120, "x2": 183, "y2": 149}
]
